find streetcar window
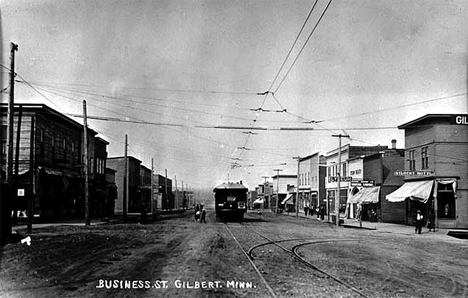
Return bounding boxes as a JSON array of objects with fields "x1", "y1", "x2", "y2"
[{"x1": 227, "y1": 196, "x2": 236, "y2": 202}]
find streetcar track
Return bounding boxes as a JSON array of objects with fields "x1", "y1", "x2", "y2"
[{"x1": 224, "y1": 222, "x2": 369, "y2": 298}]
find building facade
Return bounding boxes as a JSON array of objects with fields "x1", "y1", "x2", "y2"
[
  {"x1": 271, "y1": 174, "x2": 297, "y2": 213},
  {"x1": 298, "y1": 153, "x2": 326, "y2": 213},
  {"x1": 107, "y1": 156, "x2": 142, "y2": 214},
  {"x1": 1, "y1": 103, "x2": 110, "y2": 220},
  {"x1": 325, "y1": 145, "x2": 388, "y2": 218},
  {"x1": 152, "y1": 174, "x2": 173, "y2": 211},
  {"x1": 386, "y1": 114, "x2": 468, "y2": 228}
]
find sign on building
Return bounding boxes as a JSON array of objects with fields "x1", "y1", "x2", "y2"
[
  {"x1": 351, "y1": 180, "x2": 375, "y2": 187},
  {"x1": 394, "y1": 171, "x2": 434, "y2": 176},
  {"x1": 450, "y1": 114, "x2": 468, "y2": 125},
  {"x1": 328, "y1": 176, "x2": 352, "y2": 183}
]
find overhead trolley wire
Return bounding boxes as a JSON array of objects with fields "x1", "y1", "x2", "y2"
[
  {"x1": 273, "y1": 0, "x2": 334, "y2": 94},
  {"x1": 234, "y1": 1, "x2": 324, "y2": 167}
]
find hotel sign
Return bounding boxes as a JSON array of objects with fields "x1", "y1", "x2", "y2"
[
  {"x1": 451, "y1": 114, "x2": 468, "y2": 125},
  {"x1": 394, "y1": 171, "x2": 434, "y2": 176}
]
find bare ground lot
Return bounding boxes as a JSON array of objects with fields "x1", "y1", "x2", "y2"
[{"x1": 1, "y1": 211, "x2": 468, "y2": 298}]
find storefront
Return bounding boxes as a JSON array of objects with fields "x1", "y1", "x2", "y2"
[
  {"x1": 347, "y1": 186, "x2": 380, "y2": 221},
  {"x1": 386, "y1": 178, "x2": 458, "y2": 228}
]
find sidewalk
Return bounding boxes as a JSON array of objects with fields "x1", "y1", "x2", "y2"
[
  {"x1": 11, "y1": 217, "x2": 121, "y2": 233},
  {"x1": 281, "y1": 210, "x2": 467, "y2": 240}
]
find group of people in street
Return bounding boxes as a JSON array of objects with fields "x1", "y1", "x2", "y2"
[
  {"x1": 194, "y1": 204, "x2": 206, "y2": 223},
  {"x1": 415, "y1": 209, "x2": 436, "y2": 234},
  {"x1": 303, "y1": 205, "x2": 325, "y2": 220}
]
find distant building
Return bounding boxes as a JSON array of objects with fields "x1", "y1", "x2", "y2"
[
  {"x1": 271, "y1": 174, "x2": 297, "y2": 213},
  {"x1": 386, "y1": 114, "x2": 468, "y2": 228},
  {"x1": 152, "y1": 174, "x2": 173, "y2": 210},
  {"x1": 107, "y1": 156, "x2": 142, "y2": 214},
  {"x1": 139, "y1": 165, "x2": 152, "y2": 214},
  {"x1": 298, "y1": 153, "x2": 326, "y2": 212},
  {"x1": 105, "y1": 168, "x2": 117, "y2": 216}
]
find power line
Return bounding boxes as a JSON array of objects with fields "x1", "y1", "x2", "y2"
[
  {"x1": 268, "y1": 0, "x2": 320, "y2": 94},
  {"x1": 273, "y1": 0, "x2": 334, "y2": 94},
  {"x1": 17, "y1": 79, "x2": 258, "y2": 96}
]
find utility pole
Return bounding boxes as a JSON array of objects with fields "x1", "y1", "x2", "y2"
[
  {"x1": 181, "y1": 181, "x2": 184, "y2": 208},
  {"x1": 151, "y1": 158, "x2": 154, "y2": 220},
  {"x1": 83, "y1": 100, "x2": 90, "y2": 226},
  {"x1": 293, "y1": 156, "x2": 301, "y2": 217},
  {"x1": 273, "y1": 168, "x2": 283, "y2": 214},
  {"x1": 6, "y1": 42, "x2": 18, "y2": 185},
  {"x1": 123, "y1": 134, "x2": 128, "y2": 221},
  {"x1": 12, "y1": 105, "x2": 22, "y2": 223},
  {"x1": 332, "y1": 134, "x2": 349, "y2": 226},
  {"x1": 165, "y1": 169, "x2": 169, "y2": 210},
  {"x1": 27, "y1": 117, "x2": 35, "y2": 234},
  {"x1": 175, "y1": 176, "x2": 179, "y2": 209}
]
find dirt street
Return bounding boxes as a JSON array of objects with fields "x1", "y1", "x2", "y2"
[{"x1": 1, "y1": 210, "x2": 467, "y2": 298}]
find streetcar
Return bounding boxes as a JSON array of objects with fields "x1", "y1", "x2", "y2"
[{"x1": 213, "y1": 181, "x2": 248, "y2": 221}]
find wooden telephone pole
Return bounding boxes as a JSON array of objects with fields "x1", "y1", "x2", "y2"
[
  {"x1": 123, "y1": 134, "x2": 128, "y2": 221},
  {"x1": 332, "y1": 133, "x2": 349, "y2": 226},
  {"x1": 83, "y1": 100, "x2": 90, "y2": 226},
  {"x1": 273, "y1": 168, "x2": 283, "y2": 213},
  {"x1": 293, "y1": 156, "x2": 301, "y2": 217}
]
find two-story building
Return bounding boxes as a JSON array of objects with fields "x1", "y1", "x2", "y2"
[
  {"x1": 1, "y1": 103, "x2": 111, "y2": 220},
  {"x1": 325, "y1": 145, "x2": 388, "y2": 218},
  {"x1": 139, "y1": 165, "x2": 152, "y2": 214},
  {"x1": 107, "y1": 156, "x2": 142, "y2": 214},
  {"x1": 152, "y1": 173, "x2": 173, "y2": 211},
  {"x1": 345, "y1": 141, "x2": 405, "y2": 223},
  {"x1": 386, "y1": 114, "x2": 468, "y2": 228},
  {"x1": 297, "y1": 153, "x2": 326, "y2": 213}
]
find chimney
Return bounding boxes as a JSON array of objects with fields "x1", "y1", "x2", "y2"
[{"x1": 391, "y1": 139, "x2": 397, "y2": 149}]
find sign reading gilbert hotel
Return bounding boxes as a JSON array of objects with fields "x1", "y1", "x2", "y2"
[
  {"x1": 451, "y1": 114, "x2": 468, "y2": 125},
  {"x1": 394, "y1": 171, "x2": 434, "y2": 176}
]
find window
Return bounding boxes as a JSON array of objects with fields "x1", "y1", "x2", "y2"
[
  {"x1": 63, "y1": 138, "x2": 67, "y2": 160},
  {"x1": 421, "y1": 146, "x2": 428, "y2": 169},
  {"x1": 40, "y1": 128, "x2": 45, "y2": 157},
  {"x1": 51, "y1": 133, "x2": 56, "y2": 161},
  {"x1": 408, "y1": 150, "x2": 415, "y2": 171},
  {"x1": 342, "y1": 163, "x2": 347, "y2": 177}
]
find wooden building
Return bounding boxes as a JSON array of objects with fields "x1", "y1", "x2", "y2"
[
  {"x1": 386, "y1": 114, "x2": 468, "y2": 228},
  {"x1": 1, "y1": 103, "x2": 110, "y2": 220}
]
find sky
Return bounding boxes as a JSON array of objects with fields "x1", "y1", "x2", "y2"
[{"x1": 1, "y1": 0, "x2": 467, "y2": 193}]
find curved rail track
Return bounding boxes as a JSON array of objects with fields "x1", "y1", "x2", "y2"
[{"x1": 224, "y1": 223, "x2": 369, "y2": 298}]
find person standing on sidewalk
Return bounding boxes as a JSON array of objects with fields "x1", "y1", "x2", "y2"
[
  {"x1": 427, "y1": 209, "x2": 436, "y2": 232},
  {"x1": 415, "y1": 210, "x2": 424, "y2": 234}
]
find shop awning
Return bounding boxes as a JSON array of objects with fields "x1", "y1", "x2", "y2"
[
  {"x1": 348, "y1": 186, "x2": 380, "y2": 204},
  {"x1": 282, "y1": 193, "x2": 293, "y2": 204},
  {"x1": 386, "y1": 180, "x2": 434, "y2": 203},
  {"x1": 253, "y1": 198, "x2": 264, "y2": 204}
]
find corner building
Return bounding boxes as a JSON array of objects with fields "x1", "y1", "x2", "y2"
[{"x1": 386, "y1": 114, "x2": 468, "y2": 229}]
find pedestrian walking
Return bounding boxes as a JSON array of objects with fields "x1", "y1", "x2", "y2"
[
  {"x1": 427, "y1": 209, "x2": 436, "y2": 232},
  {"x1": 304, "y1": 206, "x2": 308, "y2": 216},
  {"x1": 200, "y1": 208, "x2": 206, "y2": 223},
  {"x1": 194, "y1": 204, "x2": 200, "y2": 222},
  {"x1": 415, "y1": 210, "x2": 424, "y2": 234}
]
